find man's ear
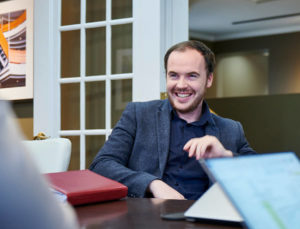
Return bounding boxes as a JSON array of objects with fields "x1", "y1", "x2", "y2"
[{"x1": 206, "y1": 73, "x2": 213, "y2": 88}]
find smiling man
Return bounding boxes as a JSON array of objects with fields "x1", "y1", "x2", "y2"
[{"x1": 90, "y1": 40, "x2": 256, "y2": 200}]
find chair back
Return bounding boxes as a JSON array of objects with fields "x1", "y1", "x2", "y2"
[{"x1": 22, "y1": 138, "x2": 71, "y2": 173}]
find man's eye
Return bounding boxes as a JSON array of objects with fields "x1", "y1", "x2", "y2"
[
  {"x1": 189, "y1": 74, "x2": 197, "y2": 78},
  {"x1": 169, "y1": 73, "x2": 177, "y2": 78}
]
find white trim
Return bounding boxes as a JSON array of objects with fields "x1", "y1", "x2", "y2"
[
  {"x1": 106, "y1": 73, "x2": 133, "y2": 80},
  {"x1": 59, "y1": 78, "x2": 82, "y2": 83},
  {"x1": 133, "y1": 0, "x2": 188, "y2": 101},
  {"x1": 133, "y1": 0, "x2": 160, "y2": 101},
  {"x1": 82, "y1": 21, "x2": 107, "y2": 29},
  {"x1": 58, "y1": 73, "x2": 133, "y2": 83},
  {"x1": 34, "y1": 0, "x2": 58, "y2": 137},
  {"x1": 79, "y1": 134, "x2": 85, "y2": 169},
  {"x1": 59, "y1": 129, "x2": 109, "y2": 135},
  {"x1": 54, "y1": 0, "x2": 61, "y2": 137},
  {"x1": 105, "y1": 0, "x2": 112, "y2": 139},
  {"x1": 59, "y1": 18, "x2": 133, "y2": 31},
  {"x1": 160, "y1": 0, "x2": 188, "y2": 93},
  {"x1": 109, "y1": 18, "x2": 133, "y2": 25},
  {"x1": 79, "y1": 0, "x2": 87, "y2": 169},
  {"x1": 59, "y1": 24, "x2": 81, "y2": 31}
]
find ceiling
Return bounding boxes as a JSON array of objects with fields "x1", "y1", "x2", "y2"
[{"x1": 189, "y1": 0, "x2": 300, "y2": 41}]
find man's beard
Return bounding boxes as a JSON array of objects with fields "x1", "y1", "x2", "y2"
[{"x1": 168, "y1": 89, "x2": 204, "y2": 114}]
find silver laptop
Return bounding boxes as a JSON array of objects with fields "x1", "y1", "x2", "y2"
[
  {"x1": 195, "y1": 152, "x2": 300, "y2": 229},
  {"x1": 184, "y1": 182, "x2": 243, "y2": 224}
]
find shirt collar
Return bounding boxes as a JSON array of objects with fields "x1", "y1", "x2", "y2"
[{"x1": 168, "y1": 100, "x2": 212, "y2": 126}]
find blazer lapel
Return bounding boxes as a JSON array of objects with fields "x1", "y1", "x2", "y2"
[
  {"x1": 156, "y1": 100, "x2": 171, "y2": 178},
  {"x1": 205, "y1": 114, "x2": 220, "y2": 139}
]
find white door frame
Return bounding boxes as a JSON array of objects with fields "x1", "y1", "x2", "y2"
[{"x1": 133, "y1": 0, "x2": 188, "y2": 101}]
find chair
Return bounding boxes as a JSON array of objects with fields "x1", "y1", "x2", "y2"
[{"x1": 22, "y1": 138, "x2": 71, "y2": 173}]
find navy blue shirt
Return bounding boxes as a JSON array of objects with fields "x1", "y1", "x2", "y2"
[{"x1": 162, "y1": 101, "x2": 211, "y2": 200}]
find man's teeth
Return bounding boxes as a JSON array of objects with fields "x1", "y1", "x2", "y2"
[{"x1": 177, "y1": 93, "x2": 190, "y2": 98}]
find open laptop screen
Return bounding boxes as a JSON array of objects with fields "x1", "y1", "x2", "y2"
[{"x1": 201, "y1": 152, "x2": 300, "y2": 229}]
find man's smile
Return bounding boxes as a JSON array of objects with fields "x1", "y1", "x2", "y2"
[
  {"x1": 173, "y1": 89, "x2": 194, "y2": 100},
  {"x1": 176, "y1": 93, "x2": 191, "y2": 98}
]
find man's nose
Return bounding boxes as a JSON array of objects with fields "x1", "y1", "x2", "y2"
[{"x1": 177, "y1": 77, "x2": 187, "y2": 88}]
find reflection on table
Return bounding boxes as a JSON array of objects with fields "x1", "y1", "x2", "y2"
[{"x1": 75, "y1": 198, "x2": 243, "y2": 229}]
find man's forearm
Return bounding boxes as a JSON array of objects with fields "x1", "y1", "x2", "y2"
[{"x1": 148, "y1": 179, "x2": 186, "y2": 199}]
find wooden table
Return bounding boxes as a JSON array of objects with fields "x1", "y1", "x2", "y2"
[{"x1": 75, "y1": 198, "x2": 243, "y2": 228}]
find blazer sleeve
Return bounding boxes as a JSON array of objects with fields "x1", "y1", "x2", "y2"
[
  {"x1": 89, "y1": 102, "x2": 158, "y2": 197},
  {"x1": 234, "y1": 121, "x2": 257, "y2": 156},
  {"x1": 212, "y1": 114, "x2": 256, "y2": 156}
]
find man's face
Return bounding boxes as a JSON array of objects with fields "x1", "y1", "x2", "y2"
[{"x1": 166, "y1": 48, "x2": 213, "y2": 115}]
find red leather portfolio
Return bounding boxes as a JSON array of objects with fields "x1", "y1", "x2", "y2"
[{"x1": 45, "y1": 170, "x2": 128, "y2": 206}]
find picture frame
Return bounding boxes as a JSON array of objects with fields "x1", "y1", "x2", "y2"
[{"x1": 0, "y1": 0, "x2": 33, "y2": 100}]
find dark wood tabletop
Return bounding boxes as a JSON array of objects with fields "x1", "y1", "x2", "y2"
[{"x1": 75, "y1": 198, "x2": 243, "y2": 229}]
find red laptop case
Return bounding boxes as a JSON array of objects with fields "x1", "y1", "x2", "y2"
[{"x1": 45, "y1": 170, "x2": 128, "y2": 205}]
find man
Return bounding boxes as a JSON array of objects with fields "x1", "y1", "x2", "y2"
[{"x1": 90, "y1": 40, "x2": 256, "y2": 200}]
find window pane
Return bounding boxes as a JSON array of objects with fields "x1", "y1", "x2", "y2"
[
  {"x1": 86, "y1": 81, "x2": 105, "y2": 129},
  {"x1": 111, "y1": 24, "x2": 132, "y2": 74},
  {"x1": 112, "y1": 0, "x2": 132, "y2": 19},
  {"x1": 86, "y1": 27, "x2": 106, "y2": 76},
  {"x1": 62, "y1": 136, "x2": 80, "y2": 170},
  {"x1": 61, "y1": 0, "x2": 80, "y2": 25},
  {"x1": 86, "y1": 0, "x2": 106, "y2": 22},
  {"x1": 61, "y1": 83, "x2": 80, "y2": 130},
  {"x1": 86, "y1": 135, "x2": 106, "y2": 168},
  {"x1": 61, "y1": 30, "x2": 80, "y2": 78},
  {"x1": 111, "y1": 79, "x2": 132, "y2": 127}
]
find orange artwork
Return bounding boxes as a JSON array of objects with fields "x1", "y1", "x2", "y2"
[{"x1": 0, "y1": 10, "x2": 26, "y2": 89}]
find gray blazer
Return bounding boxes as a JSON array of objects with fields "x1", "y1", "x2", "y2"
[{"x1": 90, "y1": 99, "x2": 256, "y2": 197}]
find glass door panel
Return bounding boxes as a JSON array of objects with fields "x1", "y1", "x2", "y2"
[
  {"x1": 86, "y1": 135, "x2": 106, "y2": 168},
  {"x1": 61, "y1": 83, "x2": 80, "y2": 130},
  {"x1": 86, "y1": 27, "x2": 106, "y2": 76},
  {"x1": 111, "y1": 79, "x2": 132, "y2": 127},
  {"x1": 111, "y1": 24, "x2": 132, "y2": 74},
  {"x1": 63, "y1": 135, "x2": 80, "y2": 170},
  {"x1": 61, "y1": 30, "x2": 80, "y2": 78},
  {"x1": 85, "y1": 81, "x2": 106, "y2": 129},
  {"x1": 86, "y1": 0, "x2": 106, "y2": 23},
  {"x1": 61, "y1": 0, "x2": 80, "y2": 25},
  {"x1": 112, "y1": 0, "x2": 132, "y2": 19}
]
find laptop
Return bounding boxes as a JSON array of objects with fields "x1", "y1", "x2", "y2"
[
  {"x1": 184, "y1": 182, "x2": 243, "y2": 225},
  {"x1": 197, "y1": 152, "x2": 300, "y2": 229}
]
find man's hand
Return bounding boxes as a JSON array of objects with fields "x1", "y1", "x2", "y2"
[
  {"x1": 183, "y1": 135, "x2": 233, "y2": 160},
  {"x1": 148, "y1": 180, "x2": 186, "y2": 199}
]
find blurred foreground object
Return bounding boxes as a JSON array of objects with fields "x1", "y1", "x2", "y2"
[{"x1": 0, "y1": 100, "x2": 79, "y2": 229}]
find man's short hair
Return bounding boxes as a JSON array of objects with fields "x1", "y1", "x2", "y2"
[{"x1": 164, "y1": 40, "x2": 216, "y2": 76}]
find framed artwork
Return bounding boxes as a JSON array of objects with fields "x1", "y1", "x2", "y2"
[{"x1": 0, "y1": 0, "x2": 33, "y2": 100}]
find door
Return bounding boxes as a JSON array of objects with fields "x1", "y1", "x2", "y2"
[{"x1": 33, "y1": 0, "x2": 188, "y2": 170}]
